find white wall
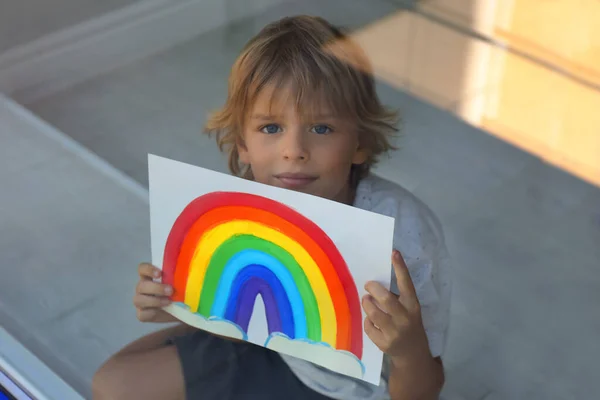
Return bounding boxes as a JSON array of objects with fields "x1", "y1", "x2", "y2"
[{"x1": 0, "y1": 0, "x2": 139, "y2": 53}]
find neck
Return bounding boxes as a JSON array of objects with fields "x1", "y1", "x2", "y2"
[{"x1": 334, "y1": 182, "x2": 356, "y2": 206}]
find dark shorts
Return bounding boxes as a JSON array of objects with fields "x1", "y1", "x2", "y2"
[{"x1": 167, "y1": 329, "x2": 332, "y2": 400}]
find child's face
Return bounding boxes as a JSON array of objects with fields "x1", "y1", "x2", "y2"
[{"x1": 238, "y1": 85, "x2": 367, "y2": 204}]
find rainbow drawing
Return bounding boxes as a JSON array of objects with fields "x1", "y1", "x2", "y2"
[{"x1": 161, "y1": 191, "x2": 363, "y2": 360}]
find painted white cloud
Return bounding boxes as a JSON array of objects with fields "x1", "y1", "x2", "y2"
[
  {"x1": 164, "y1": 303, "x2": 246, "y2": 340},
  {"x1": 266, "y1": 333, "x2": 365, "y2": 380},
  {"x1": 166, "y1": 303, "x2": 365, "y2": 380}
]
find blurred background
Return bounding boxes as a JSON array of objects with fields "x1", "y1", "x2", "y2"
[{"x1": 0, "y1": 0, "x2": 599, "y2": 399}]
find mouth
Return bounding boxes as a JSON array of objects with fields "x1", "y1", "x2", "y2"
[{"x1": 274, "y1": 172, "x2": 318, "y2": 188}]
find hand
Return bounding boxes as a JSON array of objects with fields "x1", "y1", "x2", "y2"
[
  {"x1": 362, "y1": 250, "x2": 431, "y2": 364},
  {"x1": 134, "y1": 263, "x2": 178, "y2": 323}
]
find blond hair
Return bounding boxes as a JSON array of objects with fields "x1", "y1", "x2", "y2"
[{"x1": 204, "y1": 15, "x2": 399, "y2": 187}]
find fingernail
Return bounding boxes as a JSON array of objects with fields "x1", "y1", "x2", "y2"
[
  {"x1": 164, "y1": 286, "x2": 173, "y2": 295},
  {"x1": 162, "y1": 298, "x2": 171, "y2": 306},
  {"x1": 154, "y1": 270, "x2": 161, "y2": 278}
]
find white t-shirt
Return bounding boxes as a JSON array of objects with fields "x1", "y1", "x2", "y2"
[{"x1": 280, "y1": 174, "x2": 453, "y2": 399}]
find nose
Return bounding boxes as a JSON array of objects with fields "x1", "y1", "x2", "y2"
[{"x1": 281, "y1": 129, "x2": 309, "y2": 161}]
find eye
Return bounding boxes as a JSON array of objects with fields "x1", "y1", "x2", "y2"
[
  {"x1": 260, "y1": 124, "x2": 281, "y2": 134},
  {"x1": 311, "y1": 124, "x2": 333, "y2": 135}
]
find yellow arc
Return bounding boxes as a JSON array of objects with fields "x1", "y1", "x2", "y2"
[{"x1": 185, "y1": 220, "x2": 337, "y2": 346}]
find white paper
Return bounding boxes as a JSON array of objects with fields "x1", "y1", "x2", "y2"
[{"x1": 148, "y1": 154, "x2": 395, "y2": 385}]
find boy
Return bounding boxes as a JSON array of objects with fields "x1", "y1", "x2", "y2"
[{"x1": 93, "y1": 15, "x2": 451, "y2": 400}]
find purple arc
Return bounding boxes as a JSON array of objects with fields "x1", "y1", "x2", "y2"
[{"x1": 224, "y1": 264, "x2": 295, "y2": 337}]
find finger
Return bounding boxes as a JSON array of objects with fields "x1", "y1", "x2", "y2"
[
  {"x1": 139, "y1": 263, "x2": 161, "y2": 279},
  {"x1": 362, "y1": 295, "x2": 394, "y2": 331},
  {"x1": 364, "y1": 317, "x2": 385, "y2": 345},
  {"x1": 137, "y1": 280, "x2": 173, "y2": 297},
  {"x1": 392, "y1": 250, "x2": 420, "y2": 311},
  {"x1": 136, "y1": 308, "x2": 159, "y2": 322},
  {"x1": 134, "y1": 294, "x2": 170, "y2": 309},
  {"x1": 364, "y1": 281, "x2": 402, "y2": 316}
]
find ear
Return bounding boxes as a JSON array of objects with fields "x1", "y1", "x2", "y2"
[
  {"x1": 352, "y1": 147, "x2": 368, "y2": 165},
  {"x1": 237, "y1": 137, "x2": 249, "y2": 164},
  {"x1": 352, "y1": 131, "x2": 368, "y2": 165}
]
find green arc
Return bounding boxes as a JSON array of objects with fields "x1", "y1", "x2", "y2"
[{"x1": 198, "y1": 234, "x2": 322, "y2": 342}]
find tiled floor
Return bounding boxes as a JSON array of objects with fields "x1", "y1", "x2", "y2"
[{"x1": 3, "y1": 0, "x2": 600, "y2": 399}]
